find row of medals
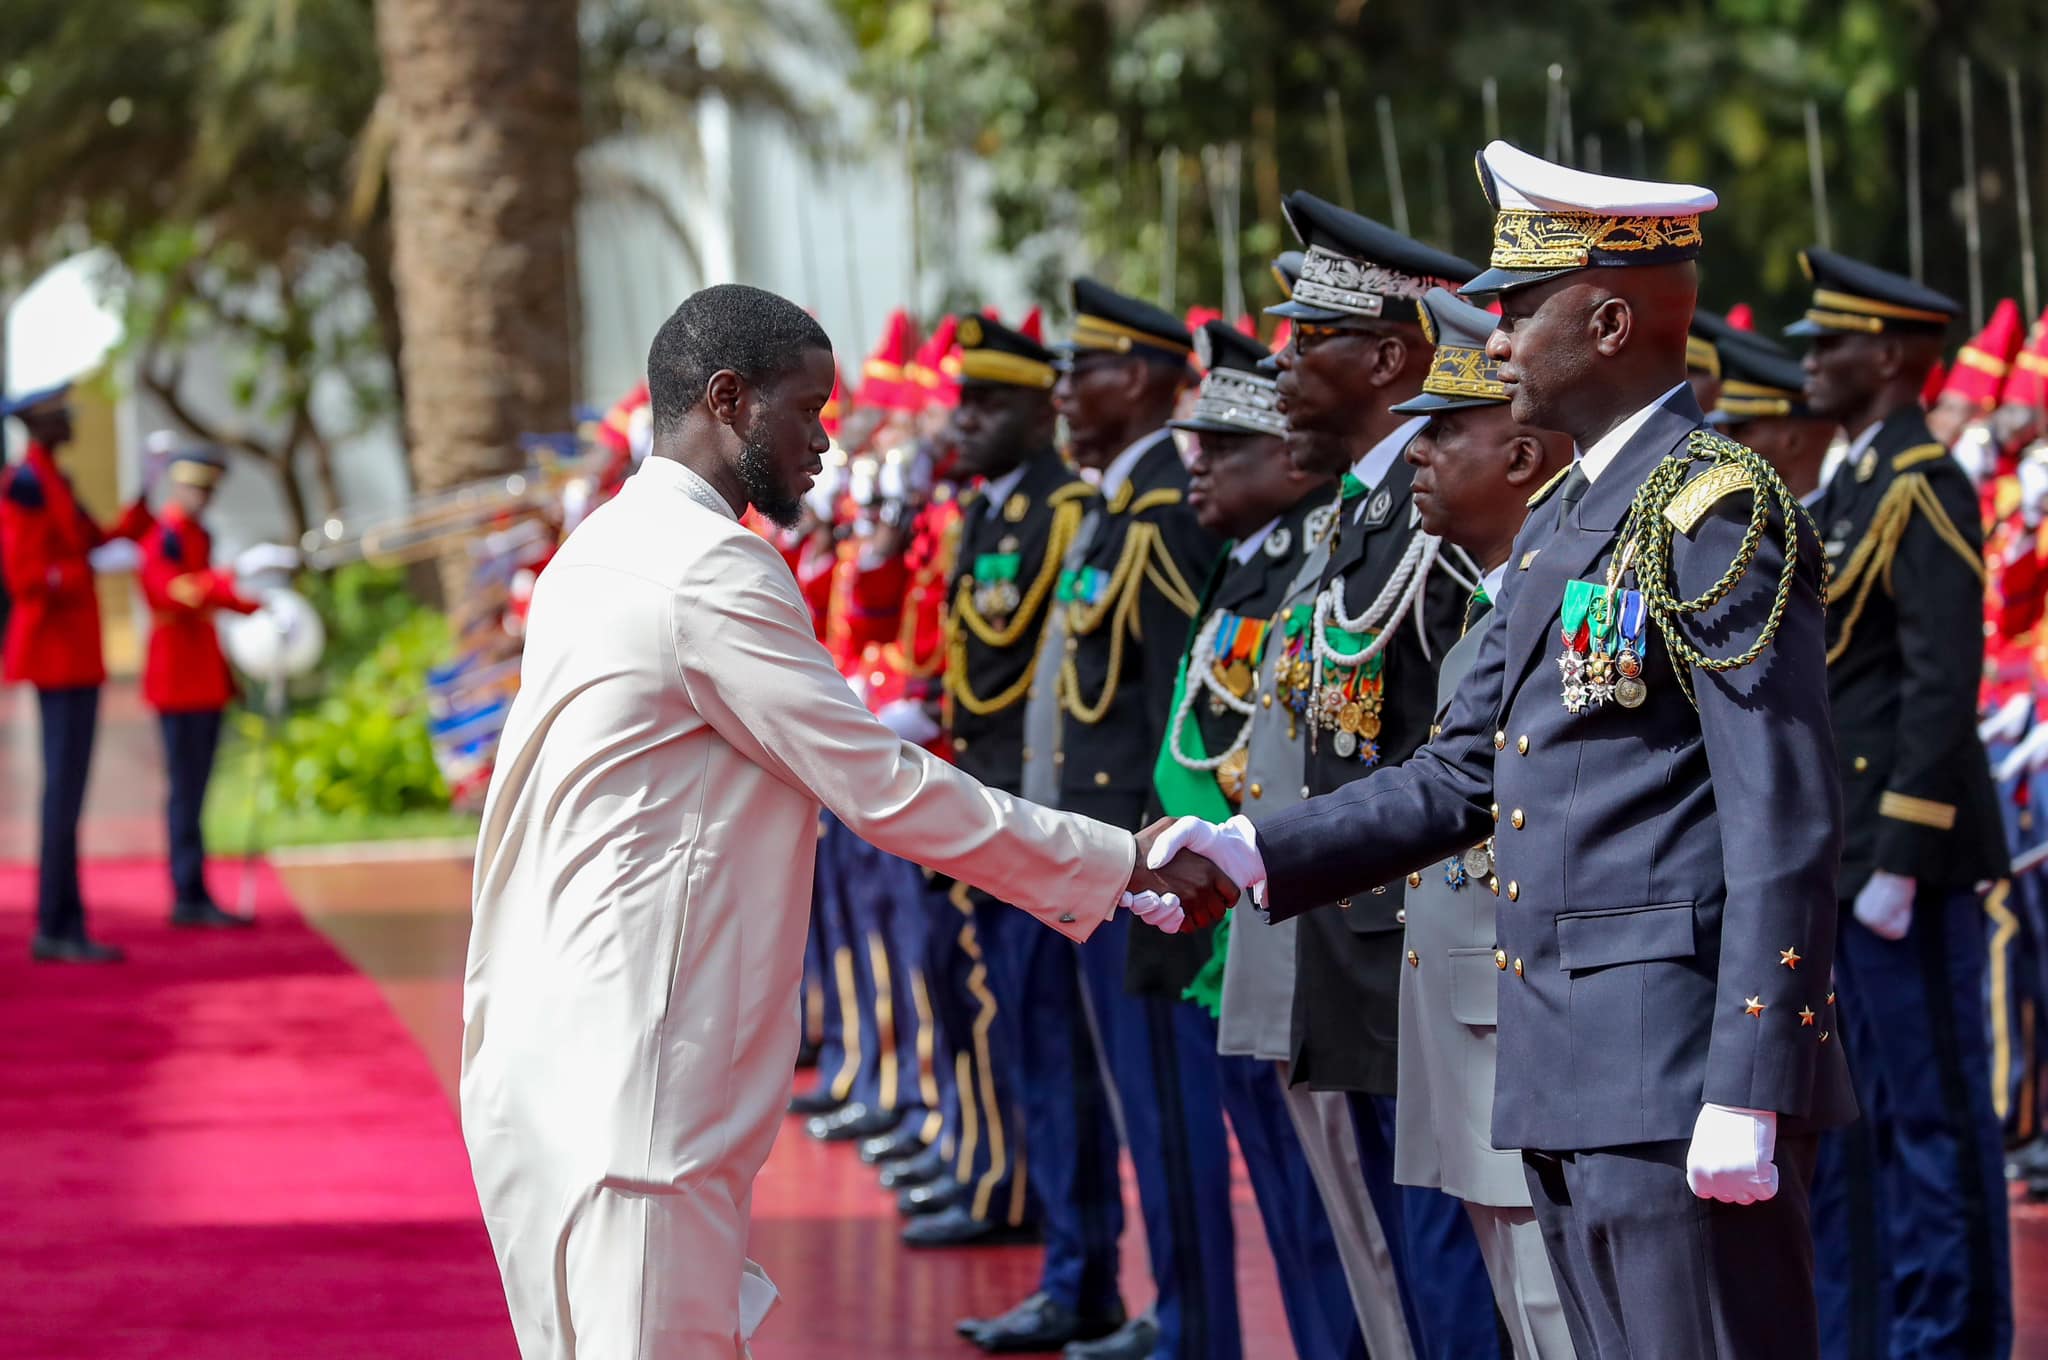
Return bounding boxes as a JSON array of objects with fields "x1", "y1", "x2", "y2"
[
  {"x1": 1270, "y1": 654, "x2": 1382, "y2": 759},
  {"x1": 971, "y1": 534, "x2": 1025, "y2": 623},
  {"x1": 1559, "y1": 638, "x2": 1647, "y2": 713}
]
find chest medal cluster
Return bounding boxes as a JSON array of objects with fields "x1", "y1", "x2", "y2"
[
  {"x1": 1167, "y1": 609, "x2": 1272, "y2": 803},
  {"x1": 1556, "y1": 578, "x2": 1650, "y2": 713}
]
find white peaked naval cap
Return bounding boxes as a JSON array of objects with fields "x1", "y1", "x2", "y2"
[{"x1": 1463, "y1": 140, "x2": 1720, "y2": 298}]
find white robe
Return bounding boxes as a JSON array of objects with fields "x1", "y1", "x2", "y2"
[{"x1": 461, "y1": 455, "x2": 1133, "y2": 1358}]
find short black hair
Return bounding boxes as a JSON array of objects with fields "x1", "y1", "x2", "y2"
[{"x1": 647, "y1": 284, "x2": 833, "y2": 437}]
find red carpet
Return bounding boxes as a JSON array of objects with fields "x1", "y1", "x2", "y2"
[{"x1": 0, "y1": 859, "x2": 514, "y2": 1360}]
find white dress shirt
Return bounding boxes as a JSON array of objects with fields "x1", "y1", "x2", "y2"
[
  {"x1": 1231, "y1": 515, "x2": 1280, "y2": 565},
  {"x1": 1577, "y1": 382, "x2": 1688, "y2": 484}
]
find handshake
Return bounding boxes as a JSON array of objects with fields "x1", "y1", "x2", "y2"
[{"x1": 1117, "y1": 815, "x2": 1268, "y2": 934}]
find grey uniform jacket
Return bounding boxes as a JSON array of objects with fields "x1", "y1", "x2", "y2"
[
  {"x1": 1393, "y1": 601, "x2": 1532, "y2": 1205},
  {"x1": 1255, "y1": 388, "x2": 1860, "y2": 1153}
]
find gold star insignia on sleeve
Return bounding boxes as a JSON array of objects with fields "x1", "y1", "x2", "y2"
[
  {"x1": 1744, "y1": 996, "x2": 1766, "y2": 1017},
  {"x1": 1779, "y1": 947, "x2": 1801, "y2": 969},
  {"x1": 1798, "y1": 1006, "x2": 1816, "y2": 1026}
]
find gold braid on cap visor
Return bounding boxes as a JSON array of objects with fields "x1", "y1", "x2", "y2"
[
  {"x1": 1489, "y1": 208, "x2": 1703, "y2": 269},
  {"x1": 1422, "y1": 345, "x2": 1506, "y2": 401}
]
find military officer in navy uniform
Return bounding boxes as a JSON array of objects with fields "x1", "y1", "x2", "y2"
[
  {"x1": 1709, "y1": 331, "x2": 1836, "y2": 503},
  {"x1": 1266, "y1": 189, "x2": 1498, "y2": 1360},
  {"x1": 1789, "y1": 249, "x2": 2014, "y2": 1360},
  {"x1": 1386, "y1": 286, "x2": 1577, "y2": 1358},
  {"x1": 1224, "y1": 259, "x2": 1419, "y2": 1359},
  {"x1": 903, "y1": 313, "x2": 1092, "y2": 1249},
  {"x1": 1150, "y1": 319, "x2": 1362, "y2": 1360},
  {"x1": 1686, "y1": 307, "x2": 1748, "y2": 413},
  {"x1": 1150, "y1": 141, "x2": 1859, "y2": 1358},
  {"x1": 963, "y1": 280, "x2": 1227, "y2": 1360}
]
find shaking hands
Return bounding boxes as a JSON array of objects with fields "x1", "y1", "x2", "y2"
[{"x1": 1121, "y1": 818, "x2": 1242, "y2": 933}]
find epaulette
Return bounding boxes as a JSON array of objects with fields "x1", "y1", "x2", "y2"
[
  {"x1": 1526, "y1": 464, "x2": 1571, "y2": 509},
  {"x1": 1893, "y1": 442, "x2": 1948, "y2": 473},
  {"x1": 2, "y1": 464, "x2": 44, "y2": 509},
  {"x1": 1049, "y1": 482, "x2": 1095, "y2": 506},
  {"x1": 1129, "y1": 487, "x2": 1183, "y2": 517},
  {"x1": 1663, "y1": 462, "x2": 1756, "y2": 536},
  {"x1": 159, "y1": 527, "x2": 186, "y2": 565}
]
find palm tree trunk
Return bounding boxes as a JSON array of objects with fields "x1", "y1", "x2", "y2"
[{"x1": 374, "y1": 0, "x2": 582, "y2": 601}]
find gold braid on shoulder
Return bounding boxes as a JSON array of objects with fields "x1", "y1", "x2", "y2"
[
  {"x1": 1618, "y1": 429, "x2": 1826, "y2": 706},
  {"x1": 943, "y1": 499, "x2": 1085, "y2": 717},
  {"x1": 884, "y1": 516, "x2": 963, "y2": 680},
  {"x1": 1824, "y1": 468, "x2": 1985, "y2": 665}
]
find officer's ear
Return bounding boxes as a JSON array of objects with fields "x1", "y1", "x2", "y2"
[
  {"x1": 704, "y1": 369, "x2": 747, "y2": 429},
  {"x1": 1502, "y1": 433, "x2": 1547, "y2": 488}
]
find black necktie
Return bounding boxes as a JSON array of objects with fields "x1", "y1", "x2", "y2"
[{"x1": 1554, "y1": 462, "x2": 1591, "y2": 531}]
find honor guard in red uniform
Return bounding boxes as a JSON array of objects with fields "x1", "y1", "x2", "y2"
[
  {"x1": 1, "y1": 382, "x2": 153, "y2": 962},
  {"x1": 138, "y1": 447, "x2": 272, "y2": 927}
]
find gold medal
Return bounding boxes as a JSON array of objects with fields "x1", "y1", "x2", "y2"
[
  {"x1": 1003, "y1": 492, "x2": 1030, "y2": 522},
  {"x1": 1338, "y1": 702, "x2": 1364, "y2": 734},
  {"x1": 1358, "y1": 712, "x2": 1381, "y2": 740},
  {"x1": 1216, "y1": 747, "x2": 1249, "y2": 804},
  {"x1": 1221, "y1": 659, "x2": 1255, "y2": 699}
]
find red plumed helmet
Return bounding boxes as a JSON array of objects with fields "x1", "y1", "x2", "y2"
[{"x1": 1941, "y1": 297, "x2": 2026, "y2": 411}]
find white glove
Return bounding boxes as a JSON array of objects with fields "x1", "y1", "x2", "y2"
[
  {"x1": 1996, "y1": 718, "x2": 2048, "y2": 782},
  {"x1": 1852, "y1": 869, "x2": 1916, "y2": 941},
  {"x1": 1953, "y1": 424, "x2": 1997, "y2": 484},
  {"x1": 1981, "y1": 693, "x2": 2034, "y2": 748},
  {"x1": 234, "y1": 542, "x2": 301, "y2": 578},
  {"x1": 2021, "y1": 456, "x2": 2048, "y2": 529},
  {"x1": 1145, "y1": 813, "x2": 1268, "y2": 893},
  {"x1": 1685, "y1": 1103, "x2": 1780, "y2": 1204},
  {"x1": 1121, "y1": 889, "x2": 1185, "y2": 934},
  {"x1": 87, "y1": 539, "x2": 141, "y2": 573},
  {"x1": 877, "y1": 697, "x2": 940, "y2": 745}
]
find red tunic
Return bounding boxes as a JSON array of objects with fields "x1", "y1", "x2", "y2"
[
  {"x1": 137, "y1": 503, "x2": 260, "y2": 712},
  {"x1": 0, "y1": 443, "x2": 151, "y2": 690}
]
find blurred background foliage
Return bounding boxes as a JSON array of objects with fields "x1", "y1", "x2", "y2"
[{"x1": 834, "y1": 0, "x2": 2048, "y2": 330}]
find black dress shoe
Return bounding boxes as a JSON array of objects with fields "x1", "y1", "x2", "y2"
[
  {"x1": 859, "y1": 1122, "x2": 929, "y2": 1166},
  {"x1": 31, "y1": 935, "x2": 125, "y2": 964},
  {"x1": 898, "y1": 1177, "x2": 964, "y2": 1217},
  {"x1": 812, "y1": 1103, "x2": 898, "y2": 1143},
  {"x1": 879, "y1": 1144, "x2": 947, "y2": 1190},
  {"x1": 788, "y1": 1085, "x2": 846, "y2": 1117},
  {"x1": 903, "y1": 1205, "x2": 1040, "y2": 1249},
  {"x1": 961, "y1": 1292, "x2": 1127, "y2": 1354},
  {"x1": 2008, "y1": 1135, "x2": 2048, "y2": 1180},
  {"x1": 1061, "y1": 1314, "x2": 1159, "y2": 1359},
  {"x1": 171, "y1": 900, "x2": 254, "y2": 929}
]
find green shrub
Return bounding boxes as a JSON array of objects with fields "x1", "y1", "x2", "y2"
[{"x1": 228, "y1": 563, "x2": 452, "y2": 820}]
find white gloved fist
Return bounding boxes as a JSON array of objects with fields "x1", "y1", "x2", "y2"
[
  {"x1": 1953, "y1": 424, "x2": 1997, "y2": 485},
  {"x1": 1121, "y1": 889, "x2": 1185, "y2": 933},
  {"x1": 1852, "y1": 869, "x2": 1916, "y2": 941},
  {"x1": 1685, "y1": 1103, "x2": 1780, "y2": 1204},
  {"x1": 87, "y1": 539, "x2": 141, "y2": 573},
  {"x1": 1996, "y1": 719, "x2": 2048, "y2": 782},
  {"x1": 234, "y1": 542, "x2": 301, "y2": 578},
  {"x1": 2021, "y1": 456, "x2": 2048, "y2": 528},
  {"x1": 1982, "y1": 693, "x2": 2034, "y2": 749},
  {"x1": 877, "y1": 697, "x2": 941, "y2": 745},
  {"x1": 1145, "y1": 813, "x2": 1268, "y2": 893}
]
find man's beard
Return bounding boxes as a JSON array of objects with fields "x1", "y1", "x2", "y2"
[{"x1": 738, "y1": 436, "x2": 803, "y2": 528}]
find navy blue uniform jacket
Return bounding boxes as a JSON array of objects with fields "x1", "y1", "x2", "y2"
[{"x1": 1256, "y1": 388, "x2": 1859, "y2": 1152}]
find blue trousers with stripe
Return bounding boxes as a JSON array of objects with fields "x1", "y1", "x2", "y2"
[
  {"x1": 981, "y1": 889, "x2": 1124, "y2": 1315},
  {"x1": 1814, "y1": 885, "x2": 2014, "y2": 1360},
  {"x1": 921, "y1": 884, "x2": 1031, "y2": 1222},
  {"x1": 35, "y1": 686, "x2": 99, "y2": 943},
  {"x1": 1345, "y1": 1091, "x2": 1500, "y2": 1360},
  {"x1": 1076, "y1": 911, "x2": 1242, "y2": 1360},
  {"x1": 1213, "y1": 1046, "x2": 1365, "y2": 1360},
  {"x1": 838, "y1": 830, "x2": 941, "y2": 1126},
  {"x1": 801, "y1": 815, "x2": 868, "y2": 1105}
]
